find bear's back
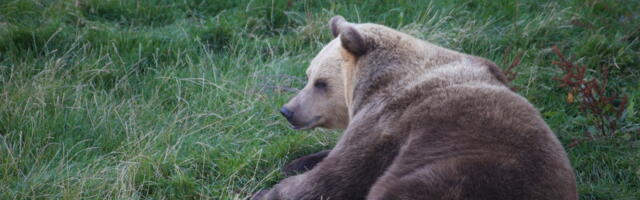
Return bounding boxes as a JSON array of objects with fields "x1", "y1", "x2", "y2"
[{"x1": 378, "y1": 82, "x2": 577, "y2": 199}]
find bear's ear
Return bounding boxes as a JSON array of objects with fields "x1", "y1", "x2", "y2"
[{"x1": 330, "y1": 16, "x2": 367, "y2": 56}]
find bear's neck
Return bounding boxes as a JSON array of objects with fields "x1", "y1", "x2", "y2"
[
  {"x1": 348, "y1": 52, "x2": 421, "y2": 116},
  {"x1": 348, "y1": 49, "x2": 506, "y2": 117}
]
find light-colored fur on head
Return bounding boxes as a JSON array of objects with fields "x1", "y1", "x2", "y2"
[{"x1": 281, "y1": 39, "x2": 349, "y2": 130}]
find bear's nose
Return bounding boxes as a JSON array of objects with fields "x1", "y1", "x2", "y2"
[{"x1": 280, "y1": 107, "x2": 294, "y2": 119}]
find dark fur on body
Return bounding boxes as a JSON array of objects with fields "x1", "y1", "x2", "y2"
[
  {"x1": 254, "y1": 16, "x2": 577, "y2": 200},
  {"x1": 282, "y1": 150, "x2": 330, "y2": 176}
]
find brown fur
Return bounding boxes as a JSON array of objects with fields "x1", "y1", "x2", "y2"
[
  {"x1": 281, "y1": 150, "x2": 331, "y2": 176},
  {"x1": 255, "y1": 16, "x2": 577, "y2": 200}
]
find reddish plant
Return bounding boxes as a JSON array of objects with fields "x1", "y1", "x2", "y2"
[
  {"x1": 501, "y1": 47, "x2": 523, "y2": 91},
  {"x1": 551, "y1": 45, "x2": 628, "y2": 140}
]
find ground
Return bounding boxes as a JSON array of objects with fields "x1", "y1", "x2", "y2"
[{"x1": 0, "y1": 0, "x2": 638, "y2": 199}]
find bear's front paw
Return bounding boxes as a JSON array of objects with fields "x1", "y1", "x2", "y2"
[{"x1": 282, "y1": 150, "x2": 330, "y2": 176}]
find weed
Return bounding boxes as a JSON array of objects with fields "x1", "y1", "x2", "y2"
[
  {"x1": 501, "y1": 46, "x2": 524, "y2": 91},
  {"x1": 552, "y1": 46, "x2": 628, "y2": 139}
]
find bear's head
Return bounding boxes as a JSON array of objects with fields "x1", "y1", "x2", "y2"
[
  {"x1": 280, "y1": 38, "x2": 349, "y2": 130},
  {"x1": 279, "y1": 16, "x2": 407, "y2": 129},
  {"x1": 281, "y1": 15, "x2": 508, "y2": 129}
]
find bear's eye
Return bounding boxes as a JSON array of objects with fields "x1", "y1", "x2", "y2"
[{"x1": 314, "y1": 80, "x2": 327, "y2": 89}]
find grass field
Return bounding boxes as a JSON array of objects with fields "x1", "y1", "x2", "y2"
[{"x1": 1, "y1": 0, "x2": 639, "y2": 199}]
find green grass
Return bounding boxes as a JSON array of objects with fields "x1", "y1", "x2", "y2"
[{"x1": 0, "y1": 0, "x2": 638, "y2": 199}]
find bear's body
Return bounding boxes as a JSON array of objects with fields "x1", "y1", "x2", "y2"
[{"x1": 257, "y1": 16, "x2": 577, "y2": 200}]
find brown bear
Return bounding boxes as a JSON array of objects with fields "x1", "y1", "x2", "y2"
[{"x1": 255, "y1": 16, "x2": 577, "y2": 200}]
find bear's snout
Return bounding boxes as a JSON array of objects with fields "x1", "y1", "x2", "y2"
[{"x1": 280, "y1": 107, "x2": 294, "y2": 120}]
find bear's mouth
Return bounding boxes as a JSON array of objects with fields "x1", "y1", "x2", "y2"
[{"x1": 292, "y1": 116, "x2": 323, "y2": 130}]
